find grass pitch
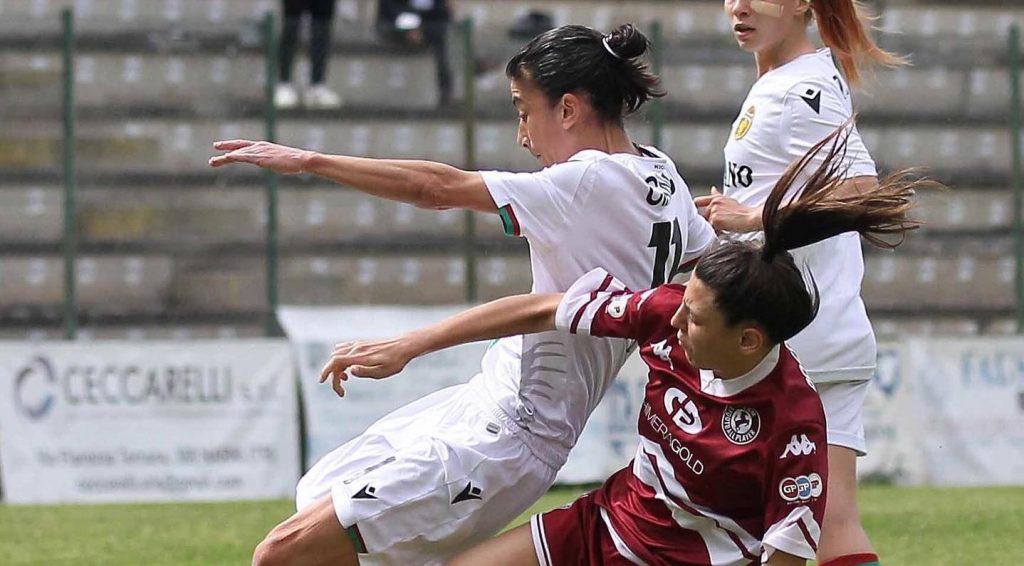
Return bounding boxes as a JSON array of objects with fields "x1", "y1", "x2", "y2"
[{"x1": 1, "y1": 485, "x2": 1021, "y2": 565}]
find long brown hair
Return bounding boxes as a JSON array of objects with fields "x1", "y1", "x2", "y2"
[
  {"x1": 695, "y1": 122, "x2": 933, "y2": 344},
  {"x1": 761, "y1": 120, "x2": 924, "y2": 261},
  {"x1": 811, "y1": 0, "x2": 907, "y2": 86}
]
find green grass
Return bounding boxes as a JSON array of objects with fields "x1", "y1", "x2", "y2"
[{"x1": 1, "y1": 485, "x2": 1021, "y2": 565}]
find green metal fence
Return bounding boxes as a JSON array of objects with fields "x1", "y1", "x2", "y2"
[
  {"x1": 1010, "y1": 25, "x2": 1023, "y2": 333},
  {"x1": 41, "y1": 10, "x2": 1024, "y2": 338}
]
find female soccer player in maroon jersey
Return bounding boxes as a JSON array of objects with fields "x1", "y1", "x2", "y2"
[
  {"x1": 322, "y1": 127, "x2": 928, "y2": 565},
  {"x1": 697, "y1": 2, "x2": 907, "y2": 564}
]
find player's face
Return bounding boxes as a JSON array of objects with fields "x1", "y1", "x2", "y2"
[
  {"x1": 509, "y1": 77, "x2": 572, "y2": 167},
  {"x1": 724, "y1": 0, "x2": 808, "y2": 54},
  {"x1": 670, "y1": 276, "x2": 746, "y2": 371}
]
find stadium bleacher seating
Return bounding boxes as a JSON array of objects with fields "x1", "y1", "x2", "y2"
[{"x1": 0, "y1": 0, "x2": 1020, "y2": 339}]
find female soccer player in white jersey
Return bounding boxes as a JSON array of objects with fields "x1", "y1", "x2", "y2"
[
  {"x1": 695, "y1": 2, "x2": 907, "y2": 565},
  {"x1": 321, "y1": 129, "x2": 924, "y2": 566},
  {"x1": 210, "y1": 24, "x2": 715, "y2": 566}
]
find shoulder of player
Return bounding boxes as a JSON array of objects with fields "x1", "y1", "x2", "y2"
[{"x1": 636, "y1": 284, "x2": 684, "y2": 317}]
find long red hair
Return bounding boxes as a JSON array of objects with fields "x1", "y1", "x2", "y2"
[{"x1": 811, "y1": 0, "x2": 907, "y2": 86}]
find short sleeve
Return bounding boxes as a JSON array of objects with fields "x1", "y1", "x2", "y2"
[
  {"x1": 779, "y1": 79, "x2": 877, "y2": 181},
  {"x1": 760, "y1": 424, "x2": 829, "y2": 562},
  {"x1": 480, "y1": 160, "x2": 593, "y2": 247}
]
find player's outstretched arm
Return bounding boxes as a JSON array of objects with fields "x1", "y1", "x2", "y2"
[
  {"x1": 318, "y1": 293, "x2": 561, "y2": 397},
  {"x1": 209, "y1": 139, "x2": 497, "y2": 213}
]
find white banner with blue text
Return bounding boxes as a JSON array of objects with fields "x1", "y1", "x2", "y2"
[{"x1": 0, "y1": 340, "x2": 299, "y2": 504}]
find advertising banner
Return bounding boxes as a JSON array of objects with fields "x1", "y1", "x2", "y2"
[
  {"x1": 0, "y1": 341, "x2": 299, "y2": 504},
  {"x1": 904, "y1": 337, "x2": 1024, "y2": 486}
]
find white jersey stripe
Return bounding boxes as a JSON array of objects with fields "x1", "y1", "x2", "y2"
[
  {"x1": 761, "y1": 505, "x2": 821, "y2": 561},
  {"x1": 632, "y1": 437, "x2": 761, "y2": 564},
  {"x1": 599, "y1": 507, "x2": 651, "y2": 566},
  {"x1": 530, "y1": 514, "x2": 554, "y2": 566}
]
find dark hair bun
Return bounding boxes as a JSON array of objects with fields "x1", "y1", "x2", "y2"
[{"x1": 606, "y1": 23, "x2": 650, "y2": 60}]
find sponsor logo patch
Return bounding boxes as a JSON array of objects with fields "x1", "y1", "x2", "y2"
[
  {"x1": 663, "y1": 388, "x2": 702, "y2": 435},
  {"x1": 606, "y1": 295, "x2": 629, "y2": 319},
  {"x1": 734, "y1": 105, "x2": 755, "y2": 139},
  {"x1": 722, "y1": 406, "x2": 761, "y2": 445},
  {"x1": 779, "y1": 473, "x2": 824, "y2": 502}
]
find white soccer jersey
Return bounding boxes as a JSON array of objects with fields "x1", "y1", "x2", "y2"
[
  {"x1": 477, "y1": 147, "x2": 716, "y2": 467},
  {"x1": 723, "y1": 48, "x2": 878, "y2": 383}
]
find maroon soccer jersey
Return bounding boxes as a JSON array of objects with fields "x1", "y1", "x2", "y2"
[{"x1": 552, "y1": 269, "x2": 828, "y2": 565}]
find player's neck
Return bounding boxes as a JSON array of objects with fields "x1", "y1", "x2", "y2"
[
  {"x1": 574, "y1": 123, "x2": 639, "y2": 157},
  {"x1": 713, "y1": 349, "x2": 772, "y2": 381},
  {"x1": 754, "y1": 34, "x2": 817, "y2": 78}
]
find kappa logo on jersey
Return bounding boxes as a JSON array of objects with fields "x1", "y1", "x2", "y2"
[
  {"x1": 799, "y1": 87, "x2": 822, "y2": 114},
  {"x1": 651, "y1": 339, "x2": 674, "y2": 370},
  {"x1": 644, "y1": 173, "x2": 677, "y2": 207},
  {"x1": 722, "y1": 406, "x2": 761, "y2": 445},
  {"x1": 780, "y1": 434, "x2": 817, "y2": 459},
  {"x1": 352, "y1": 485, "x2": 378, "y2": 499},
  {"x1": 779, "y1": 473, "x2": 823, "y2": 503},
  {"x1": 663, "y1": 388, "x2": 702, "y2": 434},
  {"x1": 606, "y1": 294, "x2": 629, "y2": 319},
  {"x1": 733, "y1": 105, "x2": 755, "y2": 140}
]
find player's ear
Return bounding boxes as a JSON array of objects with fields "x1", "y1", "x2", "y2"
[
  {"x1": 558, "y1": 93, "x2": 581, "y2": 129},
  {"x1": 738, "y1": 325, "x2": 765, "y2": 356}
]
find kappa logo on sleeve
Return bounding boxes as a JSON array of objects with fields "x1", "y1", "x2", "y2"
[{"x1": 779, "y1": 434, "x2": 817, "y2": 459}]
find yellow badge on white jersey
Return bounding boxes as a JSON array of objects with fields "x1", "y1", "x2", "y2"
[{"x1": 734, "y1": 105, "x2": 755, "y2": 140}]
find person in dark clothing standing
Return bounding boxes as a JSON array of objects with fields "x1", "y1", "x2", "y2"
[
  {"x1": 276, "y1": 0, "x2": 342, "y2": 109},
  {"x1": 377, "y1": 0, "x2": 455, "y2": 107}
]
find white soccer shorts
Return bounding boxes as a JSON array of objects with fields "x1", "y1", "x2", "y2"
[
  {"x1": 817, "y1": 380, "x2": 870, "y2": 455},
  {"x1": 295, "y1": 383, "x2": 558, "y2": 566}
]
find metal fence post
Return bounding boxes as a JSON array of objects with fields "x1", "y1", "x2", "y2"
[
  {"x1": 61, "y1": 8, "x2": 78, "y2": 340},
  {"x1": 263, "y1": 12, "x2": 281, "y2": 336},
  {"x1": 1010, "y1": 25, "x2": 1023, "y2": 333},
  {"x1": 461, "y1": 18, "x2": 478, "y2": 303}
]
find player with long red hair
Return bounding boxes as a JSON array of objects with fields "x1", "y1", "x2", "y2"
[{"x1": 697, "y1": 2, "x2": 906, "y2": 565}]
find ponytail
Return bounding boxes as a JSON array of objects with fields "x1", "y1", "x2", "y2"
[
  {"x1": 761, "y1": 119, "x2": 927, "y2": 260},
  {"x1": 811, "y1": 0, "x2": 907, "y2": 86},
  {"x1": 695, "y1": 120, "x2": 934, "y2": 345}
]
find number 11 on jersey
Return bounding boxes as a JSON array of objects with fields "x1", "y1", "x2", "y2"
[{"x1": 649, "y1": 219, "x2": 683, "y2": 287}]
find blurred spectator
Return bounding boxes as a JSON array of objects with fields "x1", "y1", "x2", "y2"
[
  {"x1": 508, "y1": 10, "x2": 555, "y2": 40},
  {"x1": 377, "y1": 0, "x2": 455, "y2": 107},
  {"x1": 276, "y1": 0, "x2": 342, "y2": 109}
]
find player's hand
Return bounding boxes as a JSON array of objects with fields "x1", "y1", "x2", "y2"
[
  {"x1": 209, "y1": 140, "x2": 314, "y2": 175},
  {"x1": 318, "y1": 338, "x2": 417, "y2": 397},
  {"x1": 695, "y1": 187, "x2": 763, "y2": 233}
]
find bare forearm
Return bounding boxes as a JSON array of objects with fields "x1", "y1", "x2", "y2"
[
  {"x1": 404, "y1": 294, "x2": 561, "y2": 358},
  {"x1": 302, "y1": 153, "x2": 494, "y2": 212}
]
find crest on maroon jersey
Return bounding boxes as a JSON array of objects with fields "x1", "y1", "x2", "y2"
[{"x1": 722, "y1": 406, "x2": 761, "y2": 445}]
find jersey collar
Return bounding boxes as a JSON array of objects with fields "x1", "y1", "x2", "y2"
[{"x1": 699, "y1": 345, "x2": 781, "y2": 398}]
